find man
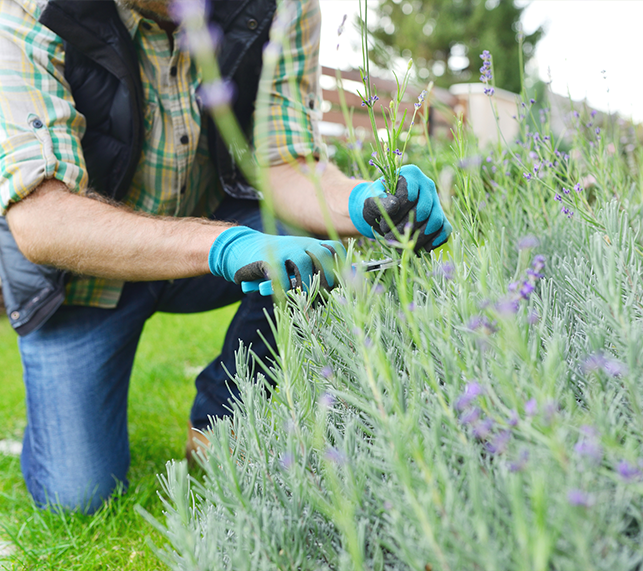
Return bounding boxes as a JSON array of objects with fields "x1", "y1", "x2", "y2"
[{"x1": 0, "y1": 0, "x2": 451, "y2": 513}]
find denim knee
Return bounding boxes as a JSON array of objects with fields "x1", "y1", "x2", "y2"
[{"x1": 22, "y1": 435, "x2": 129, "y2": 514}]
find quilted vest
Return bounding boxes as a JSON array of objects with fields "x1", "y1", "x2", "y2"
[{"x1": 0, "y1": 0, "x2": 275, "y2": 335}]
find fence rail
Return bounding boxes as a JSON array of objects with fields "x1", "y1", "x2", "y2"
[{"x1": 319, "y1": 66, "x2": 458, "y2": 139}]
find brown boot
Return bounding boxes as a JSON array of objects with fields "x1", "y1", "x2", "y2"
[{"x1": 185, "y1": 421, "x2": 212, "y2": 465}]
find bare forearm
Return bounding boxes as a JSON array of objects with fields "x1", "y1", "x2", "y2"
[
  {"x1": 6, "y1": 180, "x2": 231, "y2": 281},
  {"x1": 269, "y1": 159, "x2": 365, "y2": 236}
]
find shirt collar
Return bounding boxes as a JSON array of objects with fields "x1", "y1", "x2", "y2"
[{"x1": 114, "y1": 1, "x2": 144, "y2": 39}]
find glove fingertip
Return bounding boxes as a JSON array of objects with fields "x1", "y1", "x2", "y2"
[{"x1": 431, "y1": 228, "x2": 449, "y2": 248}]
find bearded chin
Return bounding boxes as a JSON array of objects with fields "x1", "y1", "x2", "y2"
[{"x1": 117, "y1": 0, "x2": 174, "y2": 22}]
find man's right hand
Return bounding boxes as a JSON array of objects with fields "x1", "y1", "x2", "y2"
[
  {"x1": 348, "y1": 164, "x2": 452, "y2": 252},
  {"x1": 208, "y1": 226, "x2": 346, "y2": 296}
]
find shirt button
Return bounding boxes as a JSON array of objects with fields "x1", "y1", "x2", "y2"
[
  {"x1": 247, "y1": 18, "x2": 258, "y2": 30},
  {"x1": 10, "y1": 311, "x2": 20, "y2": 320},
  {"x1": 180, "y1": 135, "x2": 189, "y2": 145},
  {"x1": 32, "y1": 118, "x2": 44, "y2": 129},
  {"x1": 170, "y1": 66, "x2": 177, "y2": 77}
]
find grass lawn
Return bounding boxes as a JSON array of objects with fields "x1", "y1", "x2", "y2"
[{"x1": 0, "y1": 304, "x2": 238, "y2": 570}]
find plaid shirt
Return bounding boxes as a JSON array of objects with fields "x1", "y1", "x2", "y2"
[{"x1": 0, "y1": 0, "x2": 323, "y2": 307}]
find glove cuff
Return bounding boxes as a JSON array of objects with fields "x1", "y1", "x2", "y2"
[
  {"x1": 208, "y1": 226, "x2": 256, "y2": 280},
  {"x1": 349, "y1": 181, "x2": 383, "y2": 239}
]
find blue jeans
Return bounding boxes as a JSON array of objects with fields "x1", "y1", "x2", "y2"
[{"x1": 18, "y1": 198, "x2": 278, "y2": 514}]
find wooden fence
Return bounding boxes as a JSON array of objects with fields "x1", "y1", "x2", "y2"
[{"x1": 319, "y1": 66, "x2": 459, "y2": 139}]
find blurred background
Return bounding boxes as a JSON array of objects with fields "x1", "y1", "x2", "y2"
[{"x1": 318, "y1": 0, "x2": 643, "y2": 127}]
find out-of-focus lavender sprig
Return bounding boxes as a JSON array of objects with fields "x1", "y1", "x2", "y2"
[
  {"x1": 567, "y1": 489, "x2": 594, "y2": 508},
  {"x1": 455, "y1": 382, "x2": 484, "y2": 411},
  {"x1": 582, "y1": 351, "x2": 628, "y2": 377},
  {"x1": 616, "y1": 460, "x2": 642, "y2": 482},
  {"x1": 170, "y1": 0, "x2": 209, "y2": 25},
  {"x1": 574, "y1": 425, "x2": 603, "y2": 465},
  {"x1": 198, "y1": 79, "x2": 235, "y2": 110},
  {"x1": 479, "y1": 50, "x2": 494, "y2": 96}
]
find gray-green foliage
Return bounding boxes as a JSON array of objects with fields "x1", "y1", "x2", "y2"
[{"x1": 147, "y1": 106, "x2": 643, "y2": 569}]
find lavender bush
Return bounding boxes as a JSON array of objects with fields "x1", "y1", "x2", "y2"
[{"x1": 142, "y1": 3, "x2": 643, "y2": 570}]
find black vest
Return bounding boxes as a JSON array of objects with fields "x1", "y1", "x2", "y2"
[{"x1": 0, "y1": 0, "x2": 275, "y2": 335}]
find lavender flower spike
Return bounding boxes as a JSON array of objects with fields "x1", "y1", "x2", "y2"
[
  {"x1": 517, "y1": 235, "x2": 539, "y2": 250},
  {"x1": 525, "y1": 398, "x2": 537, "y2": 416},
  {"x1": 455, "y1": 382, "x2": 484, "y2": 410},
  {"x1": 617, "y1": 460, "x2": 642, "y2": 482},
  {"x1": 170, "y1": 0, "x2": 208, "y2": 24},
  {"x1": 199, "y1": 79, "x2": 235, "y2": 110},
  {"x1": 567, "y1": 489, "x2": 594, "y2": 508}
]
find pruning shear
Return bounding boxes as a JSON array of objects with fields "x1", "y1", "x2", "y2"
[{"x1": 241, "y1": 257, "x2": 398, "y2": 296}]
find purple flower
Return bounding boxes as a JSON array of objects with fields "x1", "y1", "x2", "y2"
[
  {"x1": 532, "y1": 255, "x2": 546, "y2": 273},
  {"x1": 473, "y1": 418, "x2": 494, "y2": 439},
  {"x1": 179, "y1": 22, "x2": 222, "y2": 55},
  {"x1": 280, "y1": 452, "x2": 294, "y2": 470},
  {"x1": 394, "y1": 148, "x2": 403, "y2": 156},
  {"x1": 324, "y1": 446, "x2": 347, "y2": 465},
  {"x1": 519, "y1": 281, "x2": 535, "y2": 300},
  {"x1": 434, "y1": 261, "x2": 455, "y2": 280},
  {"x1": 523, "y1": 173, "x2": 532, "y2": 181},
  {"x1": 517, "y1": 235, "x2": 539, "y2": 250},
  {"x1": 495, "y1": 297, "x2": 519, "y2": 316},
  {"x1": 530, "y1": 98, "x2": 536, "y2": 104},
  {"x1": 455, "y1": 382, "x2": 484, "y2": 411},
  {"x1": 595, "y1": 127, "x2": 601, "y2": 135},
  {"x1": 199, "y1": 79, "x2": 235, "y2": 109},
  {"x1": 319, "y1": 392, "x2": 335, "y2": 408},
  {"x1": 408, "y1": 302, "x2": 416, "y2": 312},
  {"x1": 467, "y1": 315, "x2": 498, "y2": 335},
  {"x1": 574, "y1": 426, "x2": 603, "y2": 464},
  {"x1": 525, "y1": 398, "x2": 537, "y2": 416},
  {"x1": 507, "y1": 410, "x2": 519, "y2": 427},
  {"x1": 509, "y1": 449, "x2": 529, "y2": 472},
  {"x1": 170, "y1": 0, "x2": 208, "y2": 23},
  {"x1": 320, "y1": 366, "x2": 333, "y2": 379},
  {"x1": 591, "y1": 110, "x2": 598, "y2": 118},
  {"x1": 337, "y1": 13, "x2": 347, "y2": 36},
  {"x1": 485, "y1": 430, "x2": 511, "y2": 454},
  {"x1": 603, "y1": 359, "x2": 628, "y2": 377},
  {"x1": 616, "y1": 460, "x2": 642, "y2": 482},
  {"x1": 373, "y1": 284, "x2": 385, "y2": 295},
  {"x1": 368, "y1": 159, "x2": 375, "y2": 166},
  {"x1": 563, "y1": 187, "x2": 570, "y2": 195},
  {"x1": 582, "y1": 352, "x2": 627, "y2": 377},
  {"x1": 554, "y1": 193, "x2": 562, "y2": 202},
  {"x1": 527, "y1": 310, "x2": 540, "y2": 325},
  {"x1": 526, "y1": 268, "x2": 543, "y2": 280},
  {"x1": 567, "y1": 489, "x2": 593, "y2": 507},
  {"x1": 460, "y1": 406, "x2": 481, "y2": 426},
  {"x1": 479, "y1": 51, "x2": 493, "y2": 94},
  {"x1": 364, "y1": 336, "x2": 373, "y2": 348},
  {"x1": 574, "y1": 183, "x2": 583, "y2": 193}
]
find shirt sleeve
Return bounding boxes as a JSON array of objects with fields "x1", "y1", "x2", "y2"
[
  {"x1": 254, "y1": 0, "x2": 326, "y2": 167},
  {"x1": 0, "y1": 0, "x2": 88, "y2": 215}
]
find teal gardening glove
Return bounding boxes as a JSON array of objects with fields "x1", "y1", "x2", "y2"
[
  {"x1": 348, "y1": 164, "x2": 452, "y2": 252},
  {"x1": 209, "y1": 226, "x2": 346, "y2": 296}
]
